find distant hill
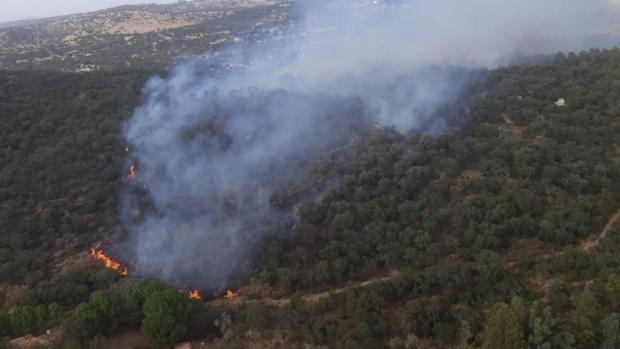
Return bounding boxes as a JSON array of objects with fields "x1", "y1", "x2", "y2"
[{"x1": 0, "y1": 0, "x2": 294, "y2": 71}]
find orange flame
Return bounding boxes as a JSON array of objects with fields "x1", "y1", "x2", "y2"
[
  {"x1": 90, "y1": 246, "x2": 129, "y2": 276},
  {"x1": 225, "y1": 288, "x2": 238, "y2": 299},
  {"x1": 128, "y1": 164, "x2": 136, "y2": 180},
  {"x1": 188, "y1": 290, "x2": 202, "y2": 300}
]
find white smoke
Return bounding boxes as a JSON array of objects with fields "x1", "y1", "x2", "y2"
[{"x1": 121, "y1": 0, "x2": 620, "y2": 290}]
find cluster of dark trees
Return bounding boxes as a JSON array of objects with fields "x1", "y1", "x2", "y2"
[
  {"x1": 0, "y1": 303, "x2": 61, "y2": 339},
  {"x1": 63, "y1": 281, "x2": 191, "y2": 348}
]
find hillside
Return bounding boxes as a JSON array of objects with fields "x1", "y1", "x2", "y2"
[
  {"x1": 2, "y1": 48, "x2": 620, "y2": 348},
  {"x1": 235, "y1": 49, "x2": 620, "y2": 348},
  {"x1": 0, "y1": 70, "x2": 151, "y2": 310},
  {"x1": 0, "y1": 0, "x2": 293, "y2": 71}
]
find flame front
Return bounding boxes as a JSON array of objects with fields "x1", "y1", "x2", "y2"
[
  {"x1": 90, "y1": 246, "x2": 129, "y2": 276},
  {"x1": 189, "y1": 290, "x2": 202, "y2": 300},
  {"x1": 128, "y1": 164, "x2": 136, "y2": 180},
  {"x1": 225, "y1": 288, "x2": 238, "y2": 299}
]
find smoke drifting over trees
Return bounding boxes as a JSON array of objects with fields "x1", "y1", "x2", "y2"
[{"x1": 121, "y1": 0, "x2": 620, "y2": 290}]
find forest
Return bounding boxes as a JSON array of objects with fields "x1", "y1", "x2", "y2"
[
  {"x1": 0, "y1": 70, "x2": 150, "y2": 312},
  {"x1": 3, "y1": 48, "x2": 620, "y2": 348}
]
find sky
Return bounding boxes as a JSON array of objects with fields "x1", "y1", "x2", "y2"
[
  {"x1": 4, "y1": 0, "x2": 620, "y2": 23},
  {"x1": 0, "y1": 0, "x2": 177, "y2": 23}
]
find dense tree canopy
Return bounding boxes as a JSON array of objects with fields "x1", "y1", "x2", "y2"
[
  {"x1": 0, "y1": 70, "x2": 151, "y2": 308},
  {"x1": 141, "y1": 290, "x2": 190, "y2": 348},
  {"x1": 249, "y1": 48, "x2": 620, "y2": 348}
]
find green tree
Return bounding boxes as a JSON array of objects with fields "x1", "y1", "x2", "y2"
[
  {"x1": 88, "y1": 290, "x2": 125, "y2": 328},
  {"x1": 141, "y1": 290, "x2": 189, "y2": 348},
  {"x1": 605, "y1": 275, "x2": 620, "y2": 308},
  {"x1": 0, "y1": 313, "x2": 11, "y2": 337},
  {"x1": 125, "y1": 281, "x2": 168, "y2": 324},
  {"x1": 552, "y1": 332, "x2": 576, "y2": 349},
  {"x1": 72, "y1": 302, "x2": 105, "y2": 339},
  {"x1": 405, "y1": 297, "x2": 455, "y2": 342},
  {"x1": 64, "y1": 290, "x2": 125, "y2": 343},
  {"x1": 11, "y1": 305, "x2": 42, "y2": 335},
  {"x1": 527, "y1": 301, "x2": 554, "y2": 349},
  {"x1": 570, "y1": 288, "x2": 601, "y2": 349},
  {"x1": 481, "y1": 297, "x2": 526, "y2": 349},
  {"x1": 47, "y1": 303, "x2": 62, "y2": 319},
  {"x1": 33, "y1": 305, "x2": 48, "y2": 328},
  {"x1": 343, "y1": 289, "x2": 387, "y2": 349},
  {"x1": 600, "y1": 313, "x2": 620, "y2": 349}
]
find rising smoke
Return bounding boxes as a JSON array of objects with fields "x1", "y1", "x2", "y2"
[{"x1": 121, "y1": 0, "x2": 620, "y2": 290}]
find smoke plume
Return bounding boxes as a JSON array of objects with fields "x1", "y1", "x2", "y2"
[{"x1": 121, "y1": 0, "x2": 620, "y2": 290}]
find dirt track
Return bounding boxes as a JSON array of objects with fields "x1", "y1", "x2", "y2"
[
  {"x1": 581, "y1": 209, "x2": 620, "y2": 251},
  {"x1": 208, "y1": 270, "x2": 401, "y2": 308}
]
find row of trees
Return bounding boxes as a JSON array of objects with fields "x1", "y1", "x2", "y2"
[
  {"x1": 0, "y1": 303, "x2": 61, "y2": 339},
  {"x1": 64, "y1": 281, "x2": 189, "y2": 348}
]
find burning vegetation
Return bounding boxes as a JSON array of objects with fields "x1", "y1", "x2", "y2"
[
  {"x1": 225, "y1": 288, "x2": 238, "y2": 299},
  {"x1": 128, "y1": 164, "x2": 136, "y2": 180},
  {"x1": 179, "y1": 288, "x2": 239, "y2": 300},
  {"x1": 89, "y1": 244, "x2": 129, "y2": 276},
  {"x1": 127, "y1": 145, "x2": 144, "y2": 178},
  {"x1": 188, "y1": 290, "x2": 202, "y2": 300}
]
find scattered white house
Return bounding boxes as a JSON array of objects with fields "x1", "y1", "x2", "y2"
[
  {"x1": 76, "y1": 64, "x2": 97, "y2": 73},
  {"x1": 555, "y1": 98, "x2": 566, "y2": 107}
]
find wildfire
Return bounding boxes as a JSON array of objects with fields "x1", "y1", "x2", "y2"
[
  {"x1": 89, "y1": 245, "x2": 129, "y2": 276},
  {"x1": 225, "y1": 288, "x2": 238, "y2": 299},
  {"x1": 189, "y1": 290, "x2": 202, "y2": 300},
  {"x1": 128, "y1": 164, "x2": 136, "y2": 180}
]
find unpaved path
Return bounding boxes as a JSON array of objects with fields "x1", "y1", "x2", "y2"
[
  {"x1": 581, "y1": 209, "x2": 620, "y2": 252},
  {"x1": 209, "y1": 270, "x2": 401, "y2": 308},
  {"x1": 296, "y1": 270, "x2": 401, "y2": 304}
]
